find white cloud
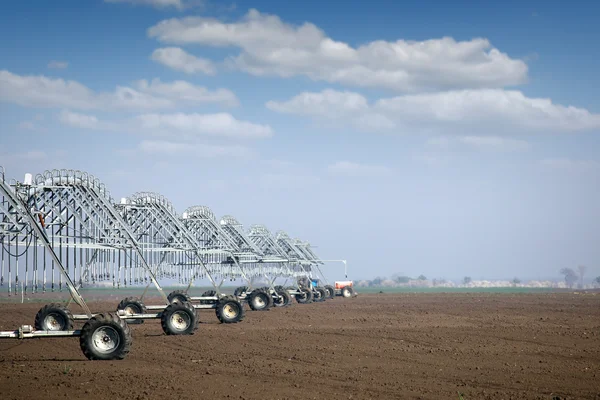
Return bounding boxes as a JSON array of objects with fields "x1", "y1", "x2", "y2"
[
  {"x1": 412, "y1": 152, "x2": 447, "y2": 167},
  {"x1": 0, "y1": 149, "x2": 48, "y2": 163},
  {"x1": 148, "y1": 9, "x2": 527, "y2": 91},
  {"x1": 135, "y1": 78, "x2": 238, "y2": 107},
  {"x1": 258, "y1": 173, "x2": 320, "y2": 188},
  {"x1": 459, "y1": 136, "x2": 530, "y2": 151},
  {"x1": 17, "y1": 121, "x2": 35, "y2": 130},
  {"x1": 0, "y1": 70, "x2": 237, "y2": 111},
  {"x1": 327, "y1": 161, "x2": 392, "y2": 177},
  {"x1": 1, "y1": 70, "x2": 98, "y2": 110},
  {"x1": 267, "y1": 89, "x2": 600, "y2": 134},
  {"x1": 48, "y1": 61, "x2": 68, "y2": 69},
  {"x1": 375, "y1": 90, "x2": 600, "y2": 131},
  {"x1": 151, "y1": 47, "x2": 216, "y2": 75},
  {"x1": 266, "y1": 89, "x2": 367, "y2": 118},
  {"x1": 427, "y1": 135, "x2": 530, "y2": 152},
  {"x1": 539, "y1": 158, "x2": 600, "y2": 174},
  {"x1": 133, "y1": 112, "x2": 273, "y2": 139},
  {"x1": 266, "y1": 90, "x2": 394, "y2": 132},
  {"x1": 59, "y1": 110, "x2": 101, "y2": 130},
  {"x1": 260, "y1": 159, "x2": 296, "y2": 168},
  {"x1": 56, "y1": 110, "x2": 272, "y2": 140},
  {"x1": 105, "y1": 0, "x2": 187, "y2": 10},
  {"x1": 138, "y1": 140, "x2": 254, "y2": 158}
]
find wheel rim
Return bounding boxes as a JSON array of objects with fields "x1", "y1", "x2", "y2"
[
  {"x1": 44, "y1": 313, "x2": 66, "y2": 331},
  {"x1": 123, "y1": 305, "x2": 139, "y2": 316},
  {"x1": 91, "y1": 326, "x2": 120, "y2": 354},
  {"x1": 170, "y1": 311, "x2": 191, "y2": 331},
  {"x1": 223, "y1": 303, "x2": 239, "y2": 320},
  {"x1": 274, "y1": 295, "x2": 284, "y2": 306},
  {"x1": 253, "y1": 295, "x2": 266, "y2": 308}
]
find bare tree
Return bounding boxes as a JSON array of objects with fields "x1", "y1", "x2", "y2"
[
  {"x1": 560, "y1": 268, "x2": 578, "y2": 289},
  {"x1": 577, "y1": 265, "x2": 587, "y2": 288},
  {"x1": 463, "y1": 276, "x2": 472, "y2": 285},
  {"x1": 595, "y1": 276, "x2": 600, "y2": 288}
]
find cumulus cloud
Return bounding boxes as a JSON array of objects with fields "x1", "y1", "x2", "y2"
[
  {"x1": 0, "y1": 149, "x2": 48, "y2": 163},
  {"x1": 266, "y1": 89, "x2": 367, "y2": 118},
  {"x1": 257, "y1": 173, "x2": 321, "y2": 188},
  {"x1": 266, "y1": 89, "x2": 393, "y2": 132},
  {"x1": 138, "y1": 140, "x2": 254, "y2": 158},
  {"x1": 105, "y1": 0, "x2": 187, "y2": 10},
  {"x1": 135, "y1": 78, "x2": 238, "y2": 107},
  {"x1": 151, "y1": 47, "x2": 216, "y2": 75},
  {"x1": 539, "y1": 158, "x2": 600, "y2": 174},
  {"x1": 133, "y1": 112, "x2": 273, "y2": 139},
  {"x1": 59, "y1": 110, "x2": 102, "y2": 130},
  {"x1": 327, "y1": 161, "x2": 392, "y2": 177},
  {"x1": 17, "y1": 121, "x2": 35, "y2": 130},
  {"x1": 148, "y1": 9, "x2": 527, "y2": 91},
  {"x1": 427, "y1": 136, "x2": 530, "y2": 152},
  {"x1": 267, "y1": 89, "x2": 600, "y2": 134},
  {"x1": 374, "y1": 90, "x2": 600, "y2": 131},
  {"x1": 48, "y1": 61, "x2": 68, "y2": 69},
  {"x1": 57, "y1": 110, "x2": 273, "y2": 140},
  {"x1": 0, "y1": 70, "x2": 237, "y2": 111}
]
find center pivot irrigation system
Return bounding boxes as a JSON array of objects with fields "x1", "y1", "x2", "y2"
[{"x1": 0, "y1": 167, "x2": 356, "y2": 360}]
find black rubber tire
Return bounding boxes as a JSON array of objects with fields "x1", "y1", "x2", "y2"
[
  {"x1": 34, "y1": 303, "x2": 74, "y2": 331},
  {"x1": 312, "y1": 288, "x2": 323, "y2": 302},
  {"x1": 160, "y1": 301, "x2": 198, "y2": 335},
  {"x1": 248, "y1": 288, "x2": 272, "y2": 311},
  {"x1": 295, "y1": 288, "x2": 313, "y2": 304},
  {"x1": 215, "y1": 295, "x2": 245, "y2": 323},
  {"x1": 116, "y1": 297, "x2": 147, "y2": 325},
  {"x1": 199, "y1": 290, "x2": 217, "y2": 305},
  {"x1": 167, "y1": 290, "x2": 191, "y2": 304},
  {"x1": 324, "y1": 285, "x2": 335, "y2": 299},
  {"x1": 234, "y1": 286, "x2": 248, "y2": 297},
  {"x1": 315, "y1": 287, "x2": 327, "y2": 302},
  {"x1": 79, "y1": 313, "x2": 132, "y2": 360},
  {"x1": 273, "y1": 290, "x2": 291, "y2": 307},
  {"x1": 341, "y1": 286, "x2": 355, "y2": 298}
]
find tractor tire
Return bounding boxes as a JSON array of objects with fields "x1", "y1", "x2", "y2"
[
  {"x1": 273, "y1": 290, "x2": 291, "y2": 307},
  {"x1": 215, "y1": 295, "x2": 245, "y2": 323},
  {"x1": 79, "y1": 313, "x2": 132, "y2": 360},
  {"x1": 312, "y1": 288, "x2": 323, "y2": 302},
  {"x1": 116, "y1": 297, "x2": 147, "y2": 324},
  {"x1": 167, "y1": 290, "x2": 191, "y2": 304},
  {"x1": 160, "y1": 301, "x2": 198, "y2": 335},
  {"x1": 248, "y1": 288, "x2": 272, "y2": 311},
  {"x1": 200, "y1": 290, "x2": 217, "y2": 305},
  {"x1": 295, "y1": 288, "x2": 313, "y2": 304},
  {"x1": 324, "y1": 285, "x2": 335, "y2": 299},
  {"x1": 315, "y1": 287, "x2": 327, "y2": 302},
  {"x1": 341, "y1": 286, "x2": 355, "y2": 298},
  {"x1": 34, "y1": 303, "x2": 74, "y2": 331},
  {"x1": 234, "y1": 286, "x2": 248, "y2": 297}
]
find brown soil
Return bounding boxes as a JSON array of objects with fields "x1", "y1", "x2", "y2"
[{"x1": 1, "y1": 293, "x2": 599, "y2": 400}]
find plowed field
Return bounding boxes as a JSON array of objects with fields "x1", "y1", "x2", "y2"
[{"x1": 1, "y1": 292, "x2": 599, "y2": 399}]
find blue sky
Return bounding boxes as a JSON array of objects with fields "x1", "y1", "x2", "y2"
[{"x1": 1, "y1": 0, "x2": 599, "y2": 282}]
